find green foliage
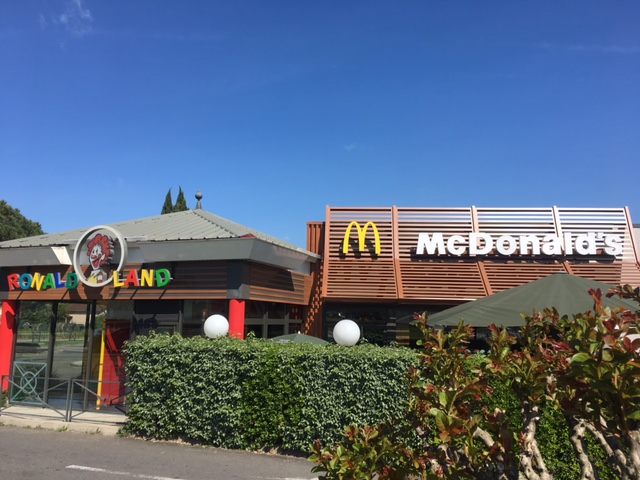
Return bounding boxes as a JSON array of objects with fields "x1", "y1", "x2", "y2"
[
  {"x1": 161, "y1": 189, "x2": 173, "y2": 214},
  {"x1": 18, "y1": 301, "x2": 54, "y2": 326},
  {"x1": 290, "y1": 341, "x2": 416, "y2": 451},
  {"x1": 237, "y1": 344, "x2": 305, "y2": 449},
  {"x1": 487, "y1": 379, "x2": 600, "y2": 480},
  {"x1": 173, "y1": 187, "x2": 188, "y2": 212},
  {"x1": 124, "y1": 287, "x2": 639, "y2": 479},
  {"x1": 311, "y1": 321, "x2": 511, "y2": 479},
  {"x1": 94, "y1": 311, "x2": 105, "y2": 331},
  {"x1": 16, "y1": 302, "x2": 70, "y2": 342},
  {"x1": 312, "y1": 292, "x2": 638, "y2": 480},
  {"x1": 536, "y1": 407, "x2": 585, "y2": 480},
  {"x1": 310, "y1": 423, "x2": 417, "y2": 480},
  {"x1": 407, "y1": 320, "x2": 505, "y2": 478},
  {"x1": 553, "y1": 288, "x2": 640, "y2": 479},
  {"x1": 0, "y1": 200, "x2": 44, "y2": 241},
  {"x1": 123, "y1": 334, "x2": 416, "y2": 452},
  {"x1": 160, "y1": 187, "x2": 189, "y2": 214}
]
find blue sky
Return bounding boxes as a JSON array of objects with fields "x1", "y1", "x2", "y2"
[{"x1": 1, "y1": 1, "x2": 639, "y2": 248}]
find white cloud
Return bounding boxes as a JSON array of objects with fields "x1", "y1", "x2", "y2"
[
  {"x1": 52, "y1": 0, "x2": 94, "y2": 37},
  {"x1": 344, "y1": 143, "x2": 357, "y2": 152}
]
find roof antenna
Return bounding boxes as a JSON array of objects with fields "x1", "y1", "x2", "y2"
[{"x1": 195, "y1": 189, "x2": 203, "y2": 209}]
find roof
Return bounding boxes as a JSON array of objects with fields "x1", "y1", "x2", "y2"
[
  {"x1": 1, "y1": 210, "x2": 295, "y2": 248},
  {"x1": 0, "y1": 210, "x2": 319, "y2": 271},
  {"x1": 427, "y1": 272, "x2": 639, "y2": 327}
]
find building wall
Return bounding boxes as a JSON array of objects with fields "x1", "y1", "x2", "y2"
[
  {"x1": 321, "y1": 206, "x2": 640, "y2": 304},
  {"x1": 1, "y1": 260, "x2": 312, "y2": 306},
  {"x1": 303, "y1": 222, "x2": 325, "y2": 337},
  {"x1": 303, "y1": 205, "x2": 640, "y2": 345}
]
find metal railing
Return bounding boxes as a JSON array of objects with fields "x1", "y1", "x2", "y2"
[
  {"x1": 1, "y1": 371, "x2": 128, "y2": 423},
  {"x1": 1, "y1": 372, "x2": 70, "y2": 420},
  {"x1": 67, "y1": 379, "x2": 129, "y2": 421}
]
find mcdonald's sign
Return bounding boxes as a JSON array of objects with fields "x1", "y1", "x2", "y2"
[{"x1": 342, "y1": 221, "x2": 381, "y2": 256}]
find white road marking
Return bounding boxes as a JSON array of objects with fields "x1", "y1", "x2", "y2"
[{"x1": 66, "y1": 464, "x2": 187, "y2": 480}]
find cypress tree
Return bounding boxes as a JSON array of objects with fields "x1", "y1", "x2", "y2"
[
  {"x1": 174, "y1": 187, "x2": 188, "y2": 212},
  {"x1": 161, "y1": 189, "x2": 173, "y2": 214}
]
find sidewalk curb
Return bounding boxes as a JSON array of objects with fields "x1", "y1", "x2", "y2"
[
  {"x1": 0, "y1": 416, "x2": 122, "y2": 436},
  {"x1": 0, "y1": 406, "x2": 125, "y2": 436}
]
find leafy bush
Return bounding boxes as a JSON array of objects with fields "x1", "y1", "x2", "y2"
[
  {"x1": 487, "y1": 377, "x2": 614, "y2": 480},
  {"x1": 123, "y1": 334, "x2": 417, "y2": 452},
  {"x1": 124, "y1": 292, "x2": 634, "y2": 480},
  {"x1": 312, "y1": 288, "x2": 639, "y2": 480}
]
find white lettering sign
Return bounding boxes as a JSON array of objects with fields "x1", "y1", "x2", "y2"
[{"x1": 415, "y1": 232, "x2": 623, "y2": 257}]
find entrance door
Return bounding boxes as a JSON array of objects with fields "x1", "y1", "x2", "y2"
[
  {"x1": 95, "y1": 301, "x2": 133, "y2": 409},
  {"x1": 10, "y1": 300, "x2": 134, "y2": 412},
  {"x1": 11, "y1": 301, "x2": 89, "y2": 406},
  {"x1": 11, "y1": 301, "x2": 52, "y2": 405},
  {"x1": 50, "y1": 302, "x2": 92, "y2": 405}
]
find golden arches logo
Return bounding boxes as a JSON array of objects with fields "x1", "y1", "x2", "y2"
[{"x1": 342, "y1": 221, "x2": 381, "y2": 256}]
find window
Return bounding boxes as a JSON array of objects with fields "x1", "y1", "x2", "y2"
[
  {"x1": 182, "y1": 300, "x2": 226, "y2": 338},
  {"x1": 243, "y1": 301, "x2": 302, "y2": 339}
]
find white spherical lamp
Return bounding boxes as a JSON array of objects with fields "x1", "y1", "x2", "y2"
[
  {"x1": 333, "y1": 319, "x2": 360, "y2": 346},
  {"x1": 204, "y1": 314, "x2": 229, "y2": 338}
]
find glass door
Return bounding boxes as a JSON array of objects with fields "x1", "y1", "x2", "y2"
[
  {"x1": 12, "y1": 301, "x2": 95, "y2": 409},
  {"x1": 11, "y1": 301, "x2": 53, "y2": 405},
  {"x1": 50, "y1": 303, "x2": 90, "y2": 394},
  {"x1": 51, "y1": 302, "x2": 94, "y2": 409}
]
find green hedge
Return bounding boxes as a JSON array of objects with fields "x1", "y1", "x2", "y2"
[
  {"x1": 486, "y1": 379, "x2": 615, "y2": 480},
  {"x1": 123, "y1": 333, "x2": 417, "y2": 452},
  {"x1": 123, "y1": 333, "x2": 615, "y2": 479}
]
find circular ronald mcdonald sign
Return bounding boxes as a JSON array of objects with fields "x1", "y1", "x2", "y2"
[{"x1": 72, "y1": 225, "x2": 128, "y2": 287}]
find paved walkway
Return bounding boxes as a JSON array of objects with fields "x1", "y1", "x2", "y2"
[{"x1": 0, "y1": 404, "x2": 125, "y2": 436}]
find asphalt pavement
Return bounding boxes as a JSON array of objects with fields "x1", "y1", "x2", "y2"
[{"x1": 0, "y1": 405, "x2": 319, "y2": 479}]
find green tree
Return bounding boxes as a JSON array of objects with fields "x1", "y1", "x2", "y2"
[
  {"x1": 311, "y1": 289, "x2": 640, "y2": 480},
  {"x1": 161, "y1": 187, "x2": 189, "y2": 214},
  {"x1": 17, "y1": 301, "x2": 53, "y2": 326},
  {"x1": 553, "y1": 288, "x2": 640, "y2": 479},
  {"x1": 311, "y1": 322, "x2": 511, "y2": 479},
  {"x1": 0, "y1": 200, "x2": 45, "y2": 241},
  {"x1": 487, "y1": 317, "x2": 558, "y2": 480},
  {"x1": 173, "y1": 186, "x2": 188, "y2": 212},
  {"x1": 161, "y1": 189, "x2": 174, "y2": 214}
]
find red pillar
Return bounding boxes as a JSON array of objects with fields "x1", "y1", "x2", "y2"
[
  {"x1": 0, "y1": 301, "x2": 18, "y2": 390},
  {"x1": 99, "y1": 320, "x2": 130, "y2": 405},
  {"x1": 228, "y1": 299, "x2": 245, "y2": 339}
]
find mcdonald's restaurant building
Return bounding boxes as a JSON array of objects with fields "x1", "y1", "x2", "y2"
[
  {"x1": 1, "y1": 203, "x2": 639, "y2": 411},
  {"x1": 303, "y1": 206, "x2": 640, "y2": 346}
]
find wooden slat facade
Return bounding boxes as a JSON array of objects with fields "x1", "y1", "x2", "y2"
[
  {"x1": 247, "y1": 263, "x2": 311, "y2": 305},
  {"x1": 1, "y1": 260, "x2": 311, "y2": 305},
  {"x1": 303, "y1": 222, "x2": 325, "y2": 337},
  {"x1": 320, "y1": 206, "x2": 640, "y2": 304},
  {"x1": 322, "y1": 207, "x2": 397, "y2": 300}
]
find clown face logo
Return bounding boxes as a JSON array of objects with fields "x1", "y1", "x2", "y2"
[
  {"x1": 72, "y1": 226, "x2": 128, "y2": 287},
  {"x1": 86, "y1": 233, "x2": 114, "y2": 284}
]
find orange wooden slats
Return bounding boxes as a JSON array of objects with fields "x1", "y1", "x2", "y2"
[{"x1": 321, "y1": 206, "x2": 640, "y2": 303}]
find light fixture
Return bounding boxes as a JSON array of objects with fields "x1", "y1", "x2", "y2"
[
  {"x1": 203, "y1": 314, "x2": 229, "y2": 338},
  {"x1": 333, "y1": 319, "x2": 360, "y2": 346}
]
